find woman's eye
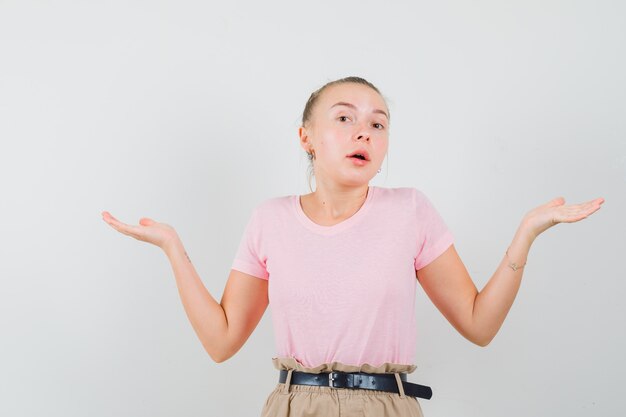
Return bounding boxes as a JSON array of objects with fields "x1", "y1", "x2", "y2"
[
  {"x1": 373, "y1": 122, "x2": 385, "y2": 130},
  {"x1": 338, "y1": 116, "x2": 349, "y2": 122}
]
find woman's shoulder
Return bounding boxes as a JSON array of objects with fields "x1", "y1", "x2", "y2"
[
  {"x1": 374, "y1": 186, "x2": 442, "y2": 213},
  {"x1": 373, "y1": 185, "x2": 420, "y2": 201},
  {"x1": 248, "y1": 194, "x2": 293, "y2": 217}
]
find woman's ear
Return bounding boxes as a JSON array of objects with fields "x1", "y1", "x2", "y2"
[{"x1": 298, "y1": 126, "x2": 311, "y2": 152}]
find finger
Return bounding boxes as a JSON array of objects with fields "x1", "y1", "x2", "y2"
[
  {"x1": 578, "y1": 197, "x2": 604, "y2": 207},
  {"x1": 102, "y1": 212, "x2": 131, "y2": 228},
  {"x1": 102, "y1": 211, "x2": 122, "y2": 223},
  {"x1": 102, "y1": 213, "x2": 126, "y2": 229},
  {"x1": 545, "y1": 197, "x2": 566, "y2": 208},
  {"x1": 105, "y1": 217, "x2": 135, "y2": 235},
  {"x1": 554, "y1": 203, "x2": 602, "y2": 223},
  {"x1": 102, "y1": 212, "x2": 144, "y2": 239},
  {"x1": 139, "y1": 217, "x2": 156, "y2": 226},
  {"x1": 590, "y1": 197, "x2": 605, "y2": 207},
  {"x1": 569, "y1": 200, "x2": 603, "y2": 214}
]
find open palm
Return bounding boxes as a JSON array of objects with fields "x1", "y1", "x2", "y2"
[
  {"x1": 522, "y1": 196, "x2": 604, "y2": 240},
  {"x1": 101, "y1": 211, "x2": 179, "y2": 250}
]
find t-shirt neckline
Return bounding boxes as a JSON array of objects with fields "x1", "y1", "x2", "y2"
[{"x1": 293, "y1": 186, "x2": 375, "y2": 235}]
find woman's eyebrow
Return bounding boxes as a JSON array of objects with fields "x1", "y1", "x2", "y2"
[{"x1": 330, "y1": 102, "x2": 389, "y2": 120}]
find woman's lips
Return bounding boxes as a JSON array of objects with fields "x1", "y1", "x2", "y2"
[{"x1": 347, "y1": 156, "x2": 369, "y2": 166}]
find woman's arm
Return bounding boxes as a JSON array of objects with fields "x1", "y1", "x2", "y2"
[
  {"x1": 416, "y1": 196, "x2": 604, "y2": 346},
  {"x1": 102, "y1": 212, "x2": 269, "y2": 363},
  {"x1": 164, "y1": 238, "x2": 268, "y2": 363}
]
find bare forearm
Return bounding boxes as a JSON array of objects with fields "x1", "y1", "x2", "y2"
[
  {"x1": 428, "y1": 196, "x2": 602, "y2": 346},
  {"x1": 164, "y1": 237, "x2": 228, "y2": 362},
  {"x1": 470, "y1": 222, "x2": 535, "y2": 346}
]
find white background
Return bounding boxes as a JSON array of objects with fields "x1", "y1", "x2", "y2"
[{"x1": 1, "y1": 1, "x2": 624, "y2": 416}]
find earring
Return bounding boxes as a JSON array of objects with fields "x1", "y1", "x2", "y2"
[
  {"x1": 377, "y1": 168, "x2": 381, "y2": 173},
  {"x1": 308, "y1": 149, "x2": 316, "y2": 160}
]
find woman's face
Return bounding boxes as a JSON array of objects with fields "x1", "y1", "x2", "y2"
[{"x1": 300, "y1": 83, "x2": 389, "y2": 187}]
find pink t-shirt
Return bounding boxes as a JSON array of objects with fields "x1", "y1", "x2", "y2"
[{"x1": 231, "y1": 186, "x2": 454, "y2": 368}]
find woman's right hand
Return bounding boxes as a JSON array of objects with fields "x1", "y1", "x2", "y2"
[{"x1": 101, "y1": 211, "x2": 180, "y2": 251}]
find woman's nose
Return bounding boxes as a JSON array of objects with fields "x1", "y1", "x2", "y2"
[
  {"x1": 355, "y1": 127, "x2": 370, "y2": 141},
  {"x1": 354, "y1": 121, "x2": 372, "y2": 141}
]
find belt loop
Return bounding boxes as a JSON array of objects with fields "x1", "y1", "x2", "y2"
[
  {"x1": 281, "y1": 369, "x2": 293, "y2": 394},
  {"x1": 394, "y1": 372, "x2": 406, "y2": 398}
]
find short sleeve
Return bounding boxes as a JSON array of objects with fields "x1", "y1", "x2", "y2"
[
  {"x1": 231, "y1": 207, "x2": 269, "y2": 280},
  {"x1": 413, "y1": 188, "x2": 455, "y2": 271}
]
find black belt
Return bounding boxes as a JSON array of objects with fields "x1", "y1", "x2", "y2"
[{"x1": 279, "y1": 370, "x2": 432, "y2": 400}]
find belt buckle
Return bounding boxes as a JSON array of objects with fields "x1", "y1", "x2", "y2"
[
  {"x1": 328, "y1": 371, "x2": 359, "y2": 389},
  {"x1": 328, "y1": 371, "x2": 338, "y2": 389}
]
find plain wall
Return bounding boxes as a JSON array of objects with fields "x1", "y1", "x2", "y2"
[{"x1": 1, "y1": 1, "x2": 624, "y2": 416}]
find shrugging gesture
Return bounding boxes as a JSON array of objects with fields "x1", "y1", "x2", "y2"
[
  {"x1": 101, "y1": 209, "x2": 268, "y2": 363},
  {"x1": 416, "y1": 195, "x2": 604, "y2": 347}
]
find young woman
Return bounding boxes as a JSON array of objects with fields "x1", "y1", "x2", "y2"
[{"x1": 102, "y1": 76, "x2": 604, "y2": 417}]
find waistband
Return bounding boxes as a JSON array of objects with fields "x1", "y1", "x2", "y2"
[{"x1": 278, "y1": 369, "x2": 433, "y2": 400}]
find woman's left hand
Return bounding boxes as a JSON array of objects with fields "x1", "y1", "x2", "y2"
[{"x1": 521, "y1": 196, "x2": 605, "y2": 241}]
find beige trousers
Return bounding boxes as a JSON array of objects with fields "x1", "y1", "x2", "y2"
[{"x1": 260, "y1": 357, "x2": 425, "y2": 417}]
